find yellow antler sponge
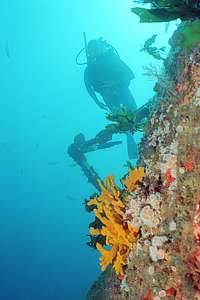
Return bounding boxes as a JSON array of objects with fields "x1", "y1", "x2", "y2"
[
  {"x1": 121, "y1": 167, "x2": 145, "y2": 192},
  {"x1": 87, "y1": 175, "x2": 139, "y2": 277}
]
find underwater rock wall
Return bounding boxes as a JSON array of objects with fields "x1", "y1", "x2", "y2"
[{"x1": 86, "y1": 26, "x2": 200, "y2": 300}]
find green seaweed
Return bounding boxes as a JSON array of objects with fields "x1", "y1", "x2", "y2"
[
  {"x1": 181, "y1": 20, "x2": 200, "y2": 48},
  {"x1": 123, "y1": 160, "x2": 134, "y2": 169},
  {"x1": 131, "y1": 2, "x2": 200, "y2": 23},
  {"x1": 106, "y1": 108, "x2": 146, "y2": 135},
  {"x1": 131, "y1": 8, "x2": 166, "y2": 23},
  {"x1": 140, "y1": 34, "x2": 166, "y2": 60},
  {"x1": 142, "y1": 34, "x2": 158, "y2": 49}
]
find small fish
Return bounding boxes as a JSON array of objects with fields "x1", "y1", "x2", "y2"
[
  {"x1": 0, "y1": 142, "x2": 10, "y2": 152},
  {"x1": 0, "y1": 142, "x2": 7, "y2": 147},
  {"x1": 47, "y1": 161, "x2": 60, "y2": 166},
  {"x1": 5, "y1": 41, "x2": 11, "y2": 59},
  {"x1": 65, "y1": 194, "x2": 78, "y2": 201},
  {"x1": 69, "y1": 163, "x2": 77, "y2": 168}
]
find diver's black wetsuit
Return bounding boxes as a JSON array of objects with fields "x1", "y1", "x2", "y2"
[{"x1": 84, "y1": 49, "x2": 136, "y2": 112}]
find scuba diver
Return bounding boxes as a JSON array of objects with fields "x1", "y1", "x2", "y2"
[
  {"x1": 84, "y1": 38, "x2": 137, "y2": 113},
  {"x1": 78, "y1": 36, "x2": 138, "y2": 159}
]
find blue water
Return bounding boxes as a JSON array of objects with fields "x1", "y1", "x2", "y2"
[{"x1": 1, "y1": 1, "x2": 176, "y2": 299}]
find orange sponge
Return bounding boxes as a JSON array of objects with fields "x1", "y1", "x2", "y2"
[{"x1": 88, "y1": 175, "x2": 139, "y2": 277}]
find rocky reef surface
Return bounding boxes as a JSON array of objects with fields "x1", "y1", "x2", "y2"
[{"x1": 86, "y1": 24, "x2": 200, "y2": 300}]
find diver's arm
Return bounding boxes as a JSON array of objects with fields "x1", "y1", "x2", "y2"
[
  {"x1": 118, "y1": 59, "x2": 135, "y2": 85},
  {"x1": 84, "y1": 68, "x2": 106, "y2": 109},
  {"x1": 110, "y1": 54, "x2": 135, "y2": 86}
]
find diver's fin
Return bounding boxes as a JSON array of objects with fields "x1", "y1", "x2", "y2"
[{"x1": 126, "y1": 134, "x2": 138, "y2": 159}]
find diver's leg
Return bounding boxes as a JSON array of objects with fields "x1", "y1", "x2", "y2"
[
  {"x1": 121, "y1": 87, "x2": 137, "y2": 111},
  {"x1": 126, "y1": 133, "x2": 138, "y2": 159},
  {"x1": 101, "y1": 90, "x2": 117, "y2": 113}
]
